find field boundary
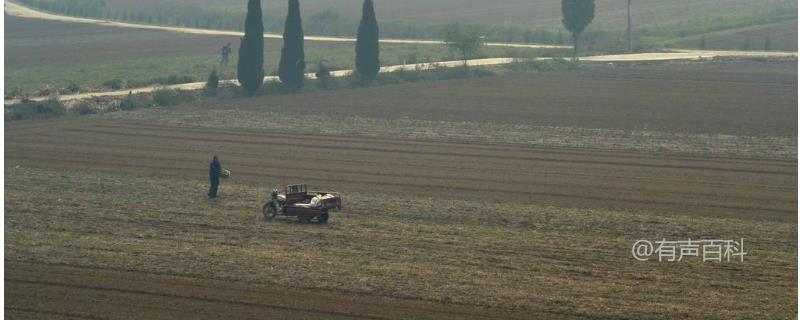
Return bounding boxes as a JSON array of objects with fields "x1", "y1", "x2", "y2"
[{"x1": 6, "y1": 49, "x2": 798, "y2": 105}]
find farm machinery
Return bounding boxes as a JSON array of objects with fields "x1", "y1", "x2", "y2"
[{"x1": 262, "y1": 184, "x2": 342, "y2": 223}]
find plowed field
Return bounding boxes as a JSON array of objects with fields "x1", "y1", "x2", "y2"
[
  {"x1": 6, "y1": 119, "x2": 796, "y2": 221},
  {"x1": 5, "y1": 61, "x2": 797, "y2": 318}
]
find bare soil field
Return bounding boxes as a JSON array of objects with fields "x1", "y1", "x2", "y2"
[
  {"x1": 182, "y1": 60, "x2": 797, "y2": 137},
  {"x1": 7, "y1": 118, "x2": 796, "y2": 221},
  {"x1": 5, "y1": 61, "x2": 797, "y2": 318},
  {"x1": 7, "y1": 261, "x2": 539, "y2": 319},
  {"x1": 4, "y1": 128, "x2": 796, "y2": 318}
]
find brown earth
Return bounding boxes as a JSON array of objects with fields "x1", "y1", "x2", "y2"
[
  {"x1": 6, "y1": 261, "x2": 545, "y2": 320},
  {"x1": 5, "y1": 116, "x2": 797, "y2": 319},
  {"x1": 4, "y1": 62, "x2": 797, "y2": 318},
  {"x1": 5, "y1": 118, "x2": 797, "y2": 222},
  {"x1": 189, "y1": 61, "x2": 798, "y2": 136}
]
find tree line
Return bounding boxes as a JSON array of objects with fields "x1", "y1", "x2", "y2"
[
  {"x1": 236, "y1": 0, "x2": 596, "y2": 94},
  {"x1": 237, "y1": 0, "x2": 380, "y2": 94}
]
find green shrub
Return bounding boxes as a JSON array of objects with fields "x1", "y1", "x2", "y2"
[
  {"x1": 126, "y1": 75, "x2": 196, "y2": 89},
  {"x1": 206, "y1": 68, "x2": 220, "y2": 92},
  {"x1": 158, "y1": 74, "x2": 195, "y2": 85},
  {"x1": 6, "y1": 98, "x2": 66, "y2": 121},
  {"x1": 66, "y1": 82, "x2": 81, "y2": 93},
  {"x1": 315, "y1": 76, "x2": 344, "y2": 90},
  {"x1": 35, "y1": 98, "x2": 67, "y2": 115},
  {"x1": 315, "y1": 61, "x2": 331, "y2": 79},
  {"x1": 103, "y1": 79, "x2": 125, "y2": 90},
  {"x1": 119, "y1": 92, "x2": 154, "y2": 110},
  {"x1": 503, "y1": 58, "x2": 578, "y2": 72},
  {"x1": 153, "y1": 88, "x2": 195, "y2": 106},
  {"x1": 370, "y1": 65, "x2": 493, "y2": 86},
  {"x1": 216, "y1": 83, "x2": 244, "y2": 99},
  {"x1": 74, "y1": 101, "x2": 98, "y2": 115},
  {"x1": 6, "y1": 86, "x2": 22, "y2": 99},
  {"x1": 124, "y1": 79, "x2": 148, "y2": 89},
  {"x1": 262, "y1": 81, "x2": 292, "y2": 95}
]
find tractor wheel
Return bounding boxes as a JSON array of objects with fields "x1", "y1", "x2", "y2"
[
  {"x1": 262, "y1": 202, "x2": 277, "y2": 220},
  {"x1": 318, "y1": 212, "x2": 329, "y2": 224}
]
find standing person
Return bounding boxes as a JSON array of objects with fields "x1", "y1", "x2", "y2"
[
  {"x1": 220, "y1": 42, "x2": 232, "y2": 67},
  {"x1": 208, "y1": 155, "x2": 222, "y2": 198}
]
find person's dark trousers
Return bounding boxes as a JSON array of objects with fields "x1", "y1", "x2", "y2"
[{"x1": 209, "y1": 178, "x2": 220, "y2": 198}]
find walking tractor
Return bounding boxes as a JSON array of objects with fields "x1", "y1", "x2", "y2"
[{"x1": 262, "y1": 184, "x2": 342, "y2": 223}]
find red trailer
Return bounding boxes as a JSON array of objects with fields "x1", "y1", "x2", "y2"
[{"x1": 262, "y1": 184, "x2": 342, "y2": 223}]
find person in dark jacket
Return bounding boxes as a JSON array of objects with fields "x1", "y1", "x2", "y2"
[{"x1": 208, "y1": 155, "x2": 222, "y2": 198}]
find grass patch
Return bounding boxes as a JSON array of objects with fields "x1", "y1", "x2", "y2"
[
  {"x1": 502, "y1": 58, "x2": 579, "y2": 72},
  {"x1": 5, "y1": 44, "x2": 566, "y2": 96},
  {"x1": 152, "y1": 88, "x2": 196, "y2": 106},
  {"x1": 5, "y1": 88, "x2": 197, "y2": 121},
  {"x1": 5, "y1": 97, "x2": 67, "y2": 121},
  {"x1": 119, "y1": 92, "x2": 155, "y2": 110}
]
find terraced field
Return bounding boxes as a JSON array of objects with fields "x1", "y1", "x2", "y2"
[{"x1": 5, "y1": 61, "x2": 797, "y2": 318}]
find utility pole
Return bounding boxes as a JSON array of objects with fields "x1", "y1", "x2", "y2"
[{"x1": 627, "y1": 0, "x2": 633, "y2": 52}]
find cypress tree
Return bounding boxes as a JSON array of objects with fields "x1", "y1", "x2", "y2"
[
  {"x1": 356, "y1": 0, "x2": 380, "y2": 82},
  {"x1": 561, "y1": 0, "x2": 595, "y2": 59},
  {"x1": 237, "y1": 0, "x2": 265, "y2": 94},
  {"x1": 278, "y1": 0, "x2": 306, "y2": 89}
]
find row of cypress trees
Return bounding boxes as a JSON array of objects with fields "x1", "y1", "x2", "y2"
[{"x1": 238, "y1": 0, "x2": 380, "y2": 94}]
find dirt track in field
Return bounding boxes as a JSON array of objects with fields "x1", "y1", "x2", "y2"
[
  {"x1": 7, "y1": 261, "x2": 548, "y2": 320},
  {"x1": 6, "y1": 118, "x2": 796, "y2": 222}
]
